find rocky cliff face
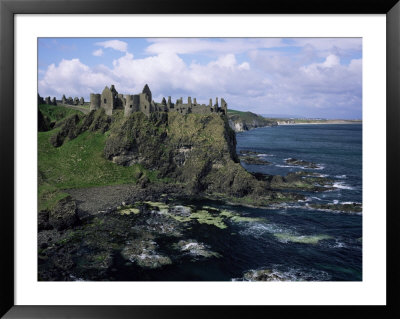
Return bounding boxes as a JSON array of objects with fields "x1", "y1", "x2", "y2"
[
  {"x1": 227, "y1": 111, "x2": 277, "y2": 132},
  {"x1": 103, "y1": 110, "x2": 262, "y2": 196},
  {"x1": 50, "y1": 109, "x2": 297, "y2": 204}
]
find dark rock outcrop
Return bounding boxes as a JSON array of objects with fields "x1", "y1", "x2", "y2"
[
  {"x1": 50, "y1": 114, "x2": 81, "y2": 147},
  {"x1": 48, "y1": 196, "x2": 79, "y2": 230},
  {"x1": 239, "y1": 155, "x2": 271, "y2": 165},
  {"x1": 38, "y1": 109, "x2": 54, "y2": 132},
  {"x1": 50, "y1": 109, "x2": 111, "y2": 147},
  {"x1": 285, "y1": 158, "x2": 320, "y2": 169},
  {"x1": 309, "y1": 202, "x2": 362, "y2": 213}
]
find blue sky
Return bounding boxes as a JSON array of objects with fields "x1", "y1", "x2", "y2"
[{"x1": 38, "y1": 38, "x2": 362, "y2": 119}]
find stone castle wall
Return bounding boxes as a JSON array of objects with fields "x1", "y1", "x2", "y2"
[{"x1": 40, "y1": 84, "x2": 228, "y2": 118}]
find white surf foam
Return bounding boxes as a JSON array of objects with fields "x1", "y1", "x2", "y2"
[
  {"x1": 257, "y1": 153, "x2": 275, "y2": 157},
  {"x1": 311, "y1": 196, "x2": 322, "y2": 201},
  {"x1": 333, "y1": 182, "x2": 354, "y2": 190}
]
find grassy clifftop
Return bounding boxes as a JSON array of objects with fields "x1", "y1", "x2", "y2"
[{"x1": 227, "y1": 109, "x2": 277, "y2": 132}]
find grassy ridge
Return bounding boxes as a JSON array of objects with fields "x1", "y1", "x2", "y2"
[
  {"x1": 227, "y1": 109, "x2": 277, "y2": 128},
  {"x1": 39, "y1": 104, "x2": 83, "y2": 122},
  {"x1": 227, "y1": 109, "x2": 262, "y2": 122}
]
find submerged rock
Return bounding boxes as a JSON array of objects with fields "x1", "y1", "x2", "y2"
[
  {"x1": 173, "y1": 239, "x2": 221, "y2": 259},
  {"x1": 266, "y1": 171, "x2": 335, "y2": 192},
  {"x1": 243, "y1": 269, "x2": 289, "y2": 281},
  {"x1": 239, "y1": 155, "x2": 271, "y2": 165},
  {"x1": 284, "y1": 158, "x2": 320, "y2": 169},
  {"x1": 309, "y1": 202, "x2": 362, "y2": 213},
  {"x1": 121, "y1": 239, "x2": 172, "y2": 269},
  {"x1": 273, "y1": 233, "x2": 332, "y2": 244},
  {"x1": 169, "y1": 205, "x2": 192, "y2": 217}
]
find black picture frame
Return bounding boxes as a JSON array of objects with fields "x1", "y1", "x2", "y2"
[{"x1": 1, "y1": 0, "x2": 399, "y2": 318}]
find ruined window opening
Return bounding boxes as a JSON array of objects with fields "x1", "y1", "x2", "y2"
[
  {"x1": 130, "y1": 105, "x2": 132, "y2": 108},
  {"x1": 104, "y1": 99, "x2": 107, "y2": 104}
]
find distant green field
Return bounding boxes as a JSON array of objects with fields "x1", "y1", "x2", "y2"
[{"x1": 227, "y1": 109, "x2": 277, "y2": 124}]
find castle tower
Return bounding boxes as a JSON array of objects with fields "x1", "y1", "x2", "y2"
[
  {"x1": 101, "y1": 86, "x2": 115, "y2": 115},
  {"x1": 73, "y1": 97, "x2": 79, "y2": 105},
  {"x1": 45, "y1": 96, "x2": 51, "y2": 105},
  {"x1": 188, "y1": 96, "x2": 192, "y2": 106},
  {"x1": 167, "y1": 96, "x2": 172, "y2": 109},
  {"x1": 221, "y1": 98, "x2": 228, "y2": 114},
  {"x1": 209, "y1": 98, "x2": 212, "y2": 107},
  {"x1": 62, "y1": 95, "x2": 67, "y2": 104},
  {"x1": 193, "y1": 98, "x2": 197, "y2": 105},
  {"x1": 52, "y1": 97, "x2": 57, "y2": 105},
  {"x1": 90, "y1": 93, "x2": 101, "y2": 111},
  {"x1": 215, "y1": 97, "x2": 219, "y2": 107},
  {"x1": 142, "y1": 84, "x2": 152, "y2": 103},
  {"x1": 80, "y1": 97, "x2": 84, "y2": 105}
]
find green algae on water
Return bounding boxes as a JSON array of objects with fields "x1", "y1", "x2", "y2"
[{"x1": 274, "y1": 233, "x2": 332, "y2": 245}]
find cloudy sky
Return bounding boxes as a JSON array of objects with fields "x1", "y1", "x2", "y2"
[{"x1": 38, "y1": 38, "x2": 362, "y2": 119}]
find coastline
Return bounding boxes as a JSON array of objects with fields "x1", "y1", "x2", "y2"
[{"x1": 277, "y1": 121, "x2": 362, "y2": 126}]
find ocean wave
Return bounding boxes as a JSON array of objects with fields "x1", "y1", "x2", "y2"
[
  {"x1": 238, "y1": 222, "x2": 286, "y2": 238},
  {"x1": 311, "y1": 196, "x2": 322, "y2": 201},
  {"x1": 275, "y1": 164, "x2": 325, "y2": 170},
  {"x1": 320, "y1": 237, "x2": 362, "y2": 250},
  {"x1": 335, "y1": 175, "x2": 347, "y2": 179},
  {"x1": 333, "y1": 182, "x2": 354, "y2": 190},
  {"x1": 341, "y1": 201, "x2": 362, "y2": 205},
  {"x1": 257, "y1": 153, "x2": 275, "y2": 157},
  {"x1": 275, "y1": 164, "x2": 299, "y2": 168}
]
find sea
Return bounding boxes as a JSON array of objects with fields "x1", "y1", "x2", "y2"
[{"x1": 109, "y1": 124, "x2": 362, "y2": 281}]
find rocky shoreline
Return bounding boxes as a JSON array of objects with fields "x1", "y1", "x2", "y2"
[{"x1": 38, "y1": 161, "x2": 351, "y2": 281}]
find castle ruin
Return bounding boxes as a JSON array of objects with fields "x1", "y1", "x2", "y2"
[
  {"x1": 38, "y1": 84, "x2": 228, "y2": 118},
  {"x1": 89, "y1": 84, "x2": 228, "y2": 117}
]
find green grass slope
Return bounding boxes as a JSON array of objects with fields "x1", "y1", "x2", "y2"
[{"x1": 39, "y1": 104, "x2": 84, "y2": 122}]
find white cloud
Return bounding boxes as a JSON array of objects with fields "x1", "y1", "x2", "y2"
[
  {"x1": 321, "y1": 54, "x2": 340, "y2": 68},
  {"x1": 39, "y1": 58, "x2": 114, "y2": 97},
  {"x1": 39, "y1": 38, "x2": 362, "y2": 118},
  {"x1": 238, "y1": 62, "x2": 250, "y2": 70},
  {"x1": 92, "y1": 48, "x2": 103, "y2": 56},
  {"x1": 95, "y1": 40, "x2": 128, "y2": 52}
]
